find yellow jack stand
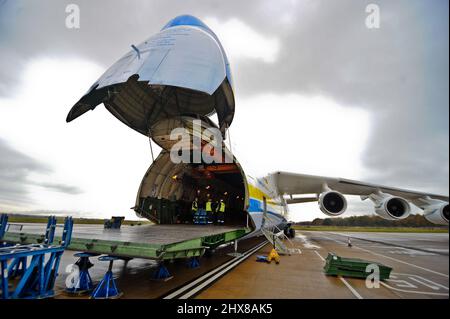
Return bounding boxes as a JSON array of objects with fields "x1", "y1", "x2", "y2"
[{"x1": 267, "y1": 248, "x2": 280, "y2": 264}]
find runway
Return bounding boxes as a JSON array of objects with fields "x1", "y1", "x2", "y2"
[{"x1": 196, "y1": 231, "x2": 449, "y2": 299}]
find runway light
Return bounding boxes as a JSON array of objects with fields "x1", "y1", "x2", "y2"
[{"x1": 206, "y1": 185, "x2": 210, "y2": 189}]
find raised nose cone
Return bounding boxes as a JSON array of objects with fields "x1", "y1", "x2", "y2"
[
  {"x1": 162, "y1": 15, "x2": 210, "y2": 31},
  {"x1": 66, "y1": 14, "x2": 235, "y2": 137}
]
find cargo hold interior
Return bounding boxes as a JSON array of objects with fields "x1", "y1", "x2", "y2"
[{"x1": 135, "y1": 151, "x2": 251, "y2": 228}]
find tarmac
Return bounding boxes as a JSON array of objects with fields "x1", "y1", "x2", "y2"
[
  {"x1": 196, "y1": 231, "x2": 449, "y2": 299},
  {"x1": 4, "y1": 224, "x2": 448, "y2": 299}
]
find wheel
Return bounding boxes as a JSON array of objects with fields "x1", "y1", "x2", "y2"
[{"x1": 288, "y1": 228, "x2": 295, "y2": 238}]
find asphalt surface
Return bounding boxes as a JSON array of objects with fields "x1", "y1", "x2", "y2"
[
  {"x1": 4, "y1": 225, "x2": 448, "y2": 299},
  {"x1": 52, "y1": 236, "x2": 265, "y2": 298},
  {"x1": 197, "y1": 231, "x2": 449, "y2": 299}
]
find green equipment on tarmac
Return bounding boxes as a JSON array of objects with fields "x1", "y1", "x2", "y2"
[{"x1": 323, "y1": 252, "x2": 393, "y2": 280}]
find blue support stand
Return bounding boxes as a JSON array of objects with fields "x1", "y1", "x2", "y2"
[
  {"x1": 7, "y1": 256, "x2": 27, "y2": 279},
  {"x1": 187, "y1": 257, "x2": 200, "y2": 269},
  {"x1": 151, "y1": 262, "x2": 173, "y2": 281},
  {"x1": 91, "y1": 255, "x2": 122, "y2": 299},
  {"x1": 0, "y1": 214, "x2": 8, "y2": 240},
  {"x1": 43, "y1": 216, "x2": 57, "y2": 245},
  {"x1": 1, "y1": 214, "x2": 10, "y2": 249},
  {"x1": 6, "y1": 216, "x2": 58, "y2": 280},
  {"x1": 65, "y1": 252, "x2": 99, "y2": 295},
  {"x1": 0, "y1": 216, "x2": 73, "y2": 299}
]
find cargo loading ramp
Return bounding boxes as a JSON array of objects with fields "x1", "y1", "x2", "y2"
[{"x1": 3, "y1": 224, "x2": 251, "y2": 261}]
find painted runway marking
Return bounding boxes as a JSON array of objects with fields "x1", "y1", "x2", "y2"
[
  {"x1": 339, "y1": 276, "x2": 363, "y2": 300},
  {"x1": 178, "y1": 241, "x2": 268, "y2": 299},
  {"x1": 380, "y1": 282, "x2": 449, "y2": 297},
  {"x1": 328, "y1": 232, "x2": 448, "y2": 256},
  {"x1": 313, "y1": 250, "x2": 364, "y2": 299},
  {"x1": 386, "y1": 248, "x2": 436, "y2": 257},
  {"x1": 314, "y1": 250, "x2": 325, "y2": 261},
  {"x1": 365, "y1": 245, "x2": 440, "y2": 256},
  {"x1": 386, "y1": 276, "x2": 418, "y2": 289},
  {"x1": 163, "y1": 241, "x2": 268, "y2": 299},
  {"x1": 408, "y1": 276, "x2": 440, "y2": 290},
  {"x1": 296, "y1": 234, "x2": 321, "y2": 249},
  {"x1": 324, "y1": 232, "x2": 449, "y2": 278},
  {"x1": 391, "y1": 273, "x2": 449, "y2": 291}
]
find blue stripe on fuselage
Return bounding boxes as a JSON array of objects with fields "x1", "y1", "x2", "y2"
[{"x1": 248, "y1": 198, "x2": 286, "y2": 221}]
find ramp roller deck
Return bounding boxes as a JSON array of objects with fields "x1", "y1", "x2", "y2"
[{"x1": 2, "y1": 224, "x2": 251, "y2": 260}]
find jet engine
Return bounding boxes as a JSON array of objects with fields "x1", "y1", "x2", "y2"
[
  {"x1": 367, "y1": 192, "x2": 411, "y2": 220},
  {"x1": 318, "y1": 190, "x2": 347, "y2": 216},
  {"x1": 414, "y1": 198, "x2": 449, "y2": 225}
]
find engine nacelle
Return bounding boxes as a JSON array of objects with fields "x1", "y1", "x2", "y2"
[
  {"x1": 414, "y1": 198, "x2": 449, "y2": 225},
  {"x1": 423, "y1": 203, "x2": 449, "y2": 225},
  {"x1": 368, "y1": 192, "x2": 411, "y2": 220},
  {"x1": 319, "y1": 191, "x2": 347, "y2": 216}
]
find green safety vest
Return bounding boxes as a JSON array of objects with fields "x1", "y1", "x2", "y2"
[
  {"x1": 206, "y1": 201, "x2": 212, "y2": 212},
  {"x1": 192, "y1": 201, "x2": 198, "y2": 211},
  {"x1": 219, "y1": 202, "x2": 225, "y2": 213}
]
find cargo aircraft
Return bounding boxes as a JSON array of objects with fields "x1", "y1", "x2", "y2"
[{"x1": 66, "y1": 15, "x2": 449, "y2": 244}]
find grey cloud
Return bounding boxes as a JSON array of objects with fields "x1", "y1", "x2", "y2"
[
  {"x1": 0, "y1": 0, "x2": 448, "y2": 197},
  {"x1": 232, "y1": 1, "x2": 449, "y2": 194},
  {"x1": 0, "y1": 138, "x2": 50, "y2": 205},
  {"x1": 0, "y1": 138, "x2": 82, "y2": 209},
  {"x1": 28, "y1": 181, "x2": 83, "y2": 195}
]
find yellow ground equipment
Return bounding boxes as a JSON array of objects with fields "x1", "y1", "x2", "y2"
[
  {"x1": 256, "y1": 248, "x2": 280, "y2": 264},
  {"x1": 267, "y1": 248, "x2": 280, "y2": 264}
]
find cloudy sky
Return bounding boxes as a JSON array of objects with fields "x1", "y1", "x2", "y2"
[{"x1": 0, "y1": 0, "x2": 448, "y2": 221}]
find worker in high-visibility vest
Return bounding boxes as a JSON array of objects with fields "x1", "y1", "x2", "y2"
[
  {"x1": 192, "y1": 198, "x2": 198, "y2": 224},
  {"x1": 216, "y1": 199, "x2": 226, "y2": 225},
  {"x1": 205, "y1": 198, "x2": 213, "y2": 224}
]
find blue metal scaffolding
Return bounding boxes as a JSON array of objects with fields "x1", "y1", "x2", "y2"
[
  {"x1": 0, "y1": 215, "x2": 73, "y2": 299},
  {"x1": 0, "y1": 214, "x2": 8, "y2": 244}
]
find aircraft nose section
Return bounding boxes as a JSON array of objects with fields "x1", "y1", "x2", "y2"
[
  {"x1": 66, "y1": 14, "x2": 235, "y2": 137},
  {"x1": 161, "y1": 15, "x2": 209, "y2": 31}
]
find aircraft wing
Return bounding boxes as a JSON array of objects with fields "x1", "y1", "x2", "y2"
[{"x1": 269, "y1": 171, "x2": 449, "y2": 202}]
